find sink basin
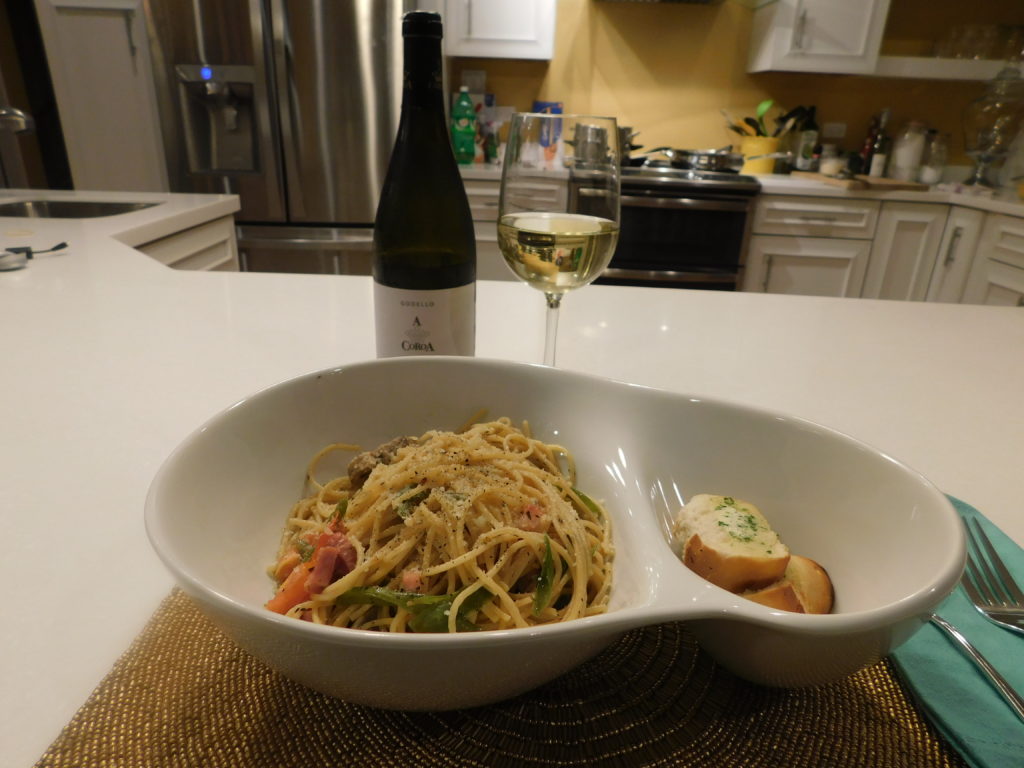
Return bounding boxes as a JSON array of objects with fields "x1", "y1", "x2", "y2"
[{"x1": 0, "y1": 199, "x2": 159, "y2": 218}]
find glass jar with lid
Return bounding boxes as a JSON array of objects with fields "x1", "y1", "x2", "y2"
[
  {"x1": 963, "y1": 67, "x2": 1024, "y2": 187},
  {"x1": 918, "y1": 131, "x2": 949, "y2": 185},
  {"x1": 890, "y1": 121, "x2": 928, "y2": 181}
]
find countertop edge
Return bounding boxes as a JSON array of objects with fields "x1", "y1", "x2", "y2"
[
  {"x1": 458, "y1": 166, "x2": 1024, "y2": 216},
  {"x1": 0, "y1": 190, "x2": 241, "y2": 253}
]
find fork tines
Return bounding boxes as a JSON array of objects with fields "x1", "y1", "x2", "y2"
[{"x1": 961, "y1": 518, "x2": 1024, "y2": 636}]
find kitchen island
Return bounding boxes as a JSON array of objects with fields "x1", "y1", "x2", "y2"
[{"x1": 1, "y1": 192, "x2": 1022, "y2": 766}]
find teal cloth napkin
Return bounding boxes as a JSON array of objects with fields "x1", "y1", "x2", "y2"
[{"x1": 890, "y1": 496, "x2": 1024, "y2": 768}]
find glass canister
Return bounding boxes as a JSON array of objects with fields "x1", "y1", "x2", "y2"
[
  {"x1": 890, "y1": 121, "x2": 928, "y2": 181},
  {"x1": 963, "y1": 67, "x2": 1024, "y2": 187},
  {"x1": 918, "y1": 131, "x2": 949, "y2": 185}
]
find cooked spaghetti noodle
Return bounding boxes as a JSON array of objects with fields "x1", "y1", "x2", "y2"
[{"x1": 265, "y1": 418, "x2": 613, "y2": 633}]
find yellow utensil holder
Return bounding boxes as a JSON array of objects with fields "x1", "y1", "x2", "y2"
[{"x1": 740, "y1": 136, "x2": 780, "y2": 175}]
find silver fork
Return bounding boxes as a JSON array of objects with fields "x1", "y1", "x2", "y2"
[{"x1": 961, "y1": 518, "x2": 1024, "y2": 637}]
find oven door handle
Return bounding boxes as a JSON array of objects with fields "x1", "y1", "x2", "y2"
[{"x1": 620, "y1": 194, "x2": 751, "y2": 212}]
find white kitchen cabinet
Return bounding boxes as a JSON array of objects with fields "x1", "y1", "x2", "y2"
[
  {"x1": 135, "y1": 215, "x2": 239, "y2": 271},
  {"x1": 744, "y1": 194, "x2": 877, "y2": 297},
  {"x1": 961, "y1": 213, "x2": 1024, "y2": 306},
  {"x1": 751, "y1": 195, "x2": 880, "y2": 239},
  {"x1": 748, "y1": 0, "x2": 1006, "y2": 80},
  {"x1": 748, "y1": 0, "x2": 892, "y2": 75},
  {"x1": 462, "y1": 171, "x2": 570, "y2": 282},
  {"x1": 743, "y1": 235, "x2": 870, "y2": 297},
  {"x1": 444, "y1": 0, "x2": 556, "y2": 60},
  {"x1": 463, "y1": 176, "x2": 512, "y2": 281},
  {"x1": 33, "y1": 0, "x2": 167, "y2": 192},
  {"x1": 862, "y1": 202, "x2": 949, "y2": 301},
  {"x1": 925, "y1": 207, "x2": 985, "y2": 303}
]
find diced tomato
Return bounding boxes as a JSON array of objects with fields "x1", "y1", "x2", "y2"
[
  {"x1": 267, "y1": 529, "x2": 358, "y2": 613},
  {"x1": 265, "y1": 560, "x2": 313, "y2": 614}
]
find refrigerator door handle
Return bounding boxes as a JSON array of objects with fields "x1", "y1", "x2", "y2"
[
  {"x1": 269, "y1": 0, "x2": 307, "y2": 221},
  {"x1": 235, "y1": 226, "x2": 375, "y2": 274},
  {"x1": 236, "y1": 233, "x2": 374, "y2": 250}
]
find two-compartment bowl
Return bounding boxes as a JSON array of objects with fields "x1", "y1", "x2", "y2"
[{"x1": 145, "y1": 357, "x2": 963, "y2": 710}]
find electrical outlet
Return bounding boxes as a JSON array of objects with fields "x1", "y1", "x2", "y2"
[{"x1": 822, "y1": 122, "x2": 847, "y2": 139}]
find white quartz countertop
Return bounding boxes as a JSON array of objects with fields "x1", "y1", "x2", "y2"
[
  {"x1": 753, "y1": 174, "x2": 1024, "y2": 215},
  {"x1": 1, "y1": 189, "x2": 1023, "y2": 766},
  {"x1": 461, "y1": 165, "x2": 1024, "y2": 216},
  {"x1": 0, "y1": 188, "x2": 240, "y2": 251}
]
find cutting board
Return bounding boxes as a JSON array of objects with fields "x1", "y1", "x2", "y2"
[
  {"x1": 853, "y1": 175, "x2": 931, "y2": 191},
  {"x1": 790, "y1": 171, "x2": 868, "y2": 189},
  {"x1": 790, "y1": 171, "x2": 932, "y2": 192}
]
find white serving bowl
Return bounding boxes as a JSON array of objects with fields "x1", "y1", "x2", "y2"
[{"x1": 145, "y1": 357, "x2": 964, "y2": 710}]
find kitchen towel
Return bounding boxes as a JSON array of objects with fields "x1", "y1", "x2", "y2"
[{"x1": 891, "y1": 496, "x2": 1024, "y2": 768}]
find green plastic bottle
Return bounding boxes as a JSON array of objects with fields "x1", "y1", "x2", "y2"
[{"x1": 451, "y1": 86, "x2": 477, "y2": 165}]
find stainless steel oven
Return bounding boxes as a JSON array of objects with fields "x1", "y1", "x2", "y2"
[{"x1": 590, "y1": 166, "x2": 762, "y2": 290}]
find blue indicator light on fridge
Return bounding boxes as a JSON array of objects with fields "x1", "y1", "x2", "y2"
[{"x1": 200, "y1": 66, "x2": 213, "y2": 81}]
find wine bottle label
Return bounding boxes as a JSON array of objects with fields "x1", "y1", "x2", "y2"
[{"x1": 374, "y1": 282, "x2": 475, "y2": 357}]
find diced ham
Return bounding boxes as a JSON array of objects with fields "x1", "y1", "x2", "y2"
[
  {"x1": 305, "y1": 547, "x2": 340, "y2": 594},
  {"x1": 337, "y1": 536, "x2": 357, "y2": 573},
  {"x1": 518, "y1": 502, "x2": 546, "y2": 532},
  {"x1": 401, "y1": 568, "x2": 423, "y2": 592},
  {"x1": 316, "y1": 531, "x2": 346, "y2": 550},
  {"x1": 267, "y1": 529, "x2": 358, "y2": 614},
  {"x1": 303, "y1": 531, "x2": 358, "y2": 594}
]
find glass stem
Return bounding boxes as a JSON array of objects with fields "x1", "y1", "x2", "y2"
[{"x1": 543, "y1": 292, "x2": 562, "y2": 367}]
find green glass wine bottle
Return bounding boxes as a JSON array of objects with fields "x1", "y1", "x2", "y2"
[{"x1": 373, "y1": 10, "x2": 476, "y2": 357}]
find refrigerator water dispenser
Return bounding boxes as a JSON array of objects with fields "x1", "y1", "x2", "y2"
[{"x1": 176, "y1": 64, "x2": 259, "y2": 175}]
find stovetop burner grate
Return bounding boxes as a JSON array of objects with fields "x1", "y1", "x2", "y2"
[{"x1": 621, "y1": 165, "x2": 761, "y2": 196}]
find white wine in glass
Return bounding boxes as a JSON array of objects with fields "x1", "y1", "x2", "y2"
[{"x1": 498, "y1": 114, "x2": 620, "y2": 366}]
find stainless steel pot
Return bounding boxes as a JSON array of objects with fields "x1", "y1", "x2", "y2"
[
  {"x1": 631, "y1": 146, "x2": 792, "y2": 172},
  {"x1": 632, "y1": 146, "x2": 744, "y2": 172}
]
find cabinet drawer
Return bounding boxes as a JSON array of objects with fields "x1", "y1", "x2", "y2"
[
  {"x1": 464, "y1": 180, "x2": 500, "y2": 222},
  {"x1": 752, "y1": 196, "x2": 880, "y2": 239},
  {"x1": 983, "y1": 214, "x2": 1024, "y2": 270}
]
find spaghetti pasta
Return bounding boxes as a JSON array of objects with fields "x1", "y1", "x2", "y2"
[{"x1": 265, "y1": 418, "x2": 613, "y2": 633}]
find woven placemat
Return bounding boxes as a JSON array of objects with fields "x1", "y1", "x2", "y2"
[{"x1": 36, "y1": 589, "x2": 966, "y2": 768}]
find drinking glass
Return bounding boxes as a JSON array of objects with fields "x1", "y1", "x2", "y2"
[{"x1": 497, "y1": 113, "x2": 621, "y2": 366}]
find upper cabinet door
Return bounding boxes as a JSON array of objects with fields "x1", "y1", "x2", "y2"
[
  {"x1": 33, "y1": 0, "x2": 168, "y2": 191},
  {"x1": 748, "y1": 0, "x2": 892, "y2": 75},
  {"x1": 444, "y1": 0, "x2": 556, "y2": 60}
]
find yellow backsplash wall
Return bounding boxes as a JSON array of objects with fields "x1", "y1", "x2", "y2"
[{"x1": 451, "y1": 0, "x2": 1024, "y2": 165}]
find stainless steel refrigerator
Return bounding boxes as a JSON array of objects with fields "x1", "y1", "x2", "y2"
[{"x1": 143, "y1": 0, "x2": 439, "y2": 274}]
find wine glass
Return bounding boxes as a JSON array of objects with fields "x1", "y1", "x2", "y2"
[{"x1": 497, "y1": 113, "x2": 621, "y2": 366}]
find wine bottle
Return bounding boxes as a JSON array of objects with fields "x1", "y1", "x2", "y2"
[
  {"x1": 373, "y1": 11, "x2": 476, "y2": 357},
  {"x1": 868, "y1": 108, "x2": 892, "y2": 178}
]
